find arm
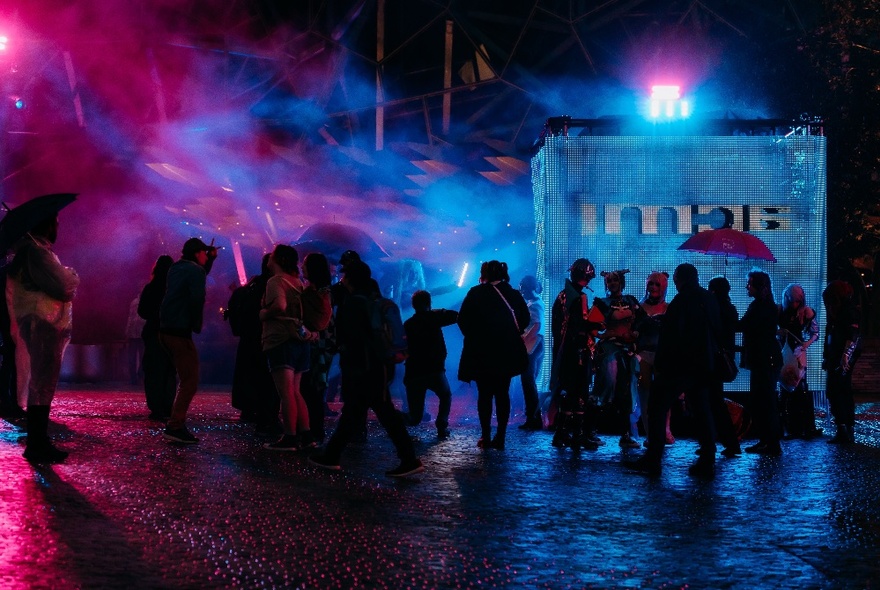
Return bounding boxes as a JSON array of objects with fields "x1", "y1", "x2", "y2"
[
  {"x1": 259, "y1": 277, "x2": 287, "y2": 321},
  {"x1": 24, "y1": 242, "x2": 79, "y2": 302}
]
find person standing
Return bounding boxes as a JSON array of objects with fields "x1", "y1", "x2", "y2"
[
  {"x1": 457, "y1": 260, "x2": 530, "y2": 450},
  {"x1": 706, "y1": 276, "x2": 744, "y2": 457},
  {"x1": 822, "y1": 280, "x2": 861, "y2": 445},
  {"x1": 777, "y1": 283, "x2": 821, "y2": 439},
  {"x1": 740, "y1": 270, "x2": 783, "y2": 455},
  {"x1": 137, "y1": 255, "x2": 176, "y2": 421},
  {"x1": 550, "y1": 258, "x2": 604, "y2": 450},
  {"x1": 625, "y1": 263, "x2": 722, "y2": 478},
  {"x1": 634, "y1": 271, "x2": 671, "y2": 445},
  {"x1": 518, "y1": 275, "x2": 545, "y2": 431},
  {"x1": 310, "y1": 260, "x2": 424, "y2": 477},
  {"x1": 159, "y1": 238, "x2": 218, "y2": 444},
  {"x1": 7, "y1": 214, "x2": 78, "y2": 462},
  {"x1": 300, "y1": 252, "x2": 334, "y2": 446},
  {"x1": 403, "y1": 289, "x2": 458, "y2": 439}
]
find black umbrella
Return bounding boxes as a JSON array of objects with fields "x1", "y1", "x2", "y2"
[
  {"x1": 0, "y1": 193, "x2": 77, "y2": 252},
  {"x1": 294, "y1": 222, "x2": 390, "y2": 261}
]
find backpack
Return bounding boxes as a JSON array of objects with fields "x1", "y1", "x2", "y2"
[{"x1": 366, "y1": 295, "x2": 408, "y2": 364}]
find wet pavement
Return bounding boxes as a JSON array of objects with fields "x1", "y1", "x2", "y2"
[{"x1": 2, "y1": 386, "x2": 879, "y2": 590}]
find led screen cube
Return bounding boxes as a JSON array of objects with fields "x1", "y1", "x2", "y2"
[{"x1": 532, "y1": 134, "x2": 827, "y2": 392}]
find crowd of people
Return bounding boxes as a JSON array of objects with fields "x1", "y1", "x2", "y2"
[{"x1": 0, "y1": 224, "x2": 867, "y2": 480}]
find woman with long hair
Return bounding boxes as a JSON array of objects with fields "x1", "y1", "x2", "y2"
[
  {"x1": 138, "y1": 254, "x2": 176, "y2": 420},
  {"x1": 778, "y1": 283, "x2": 820, "y2": 439},
  {"x1": 260, "y1": 244, "x2": 313, "y2": 451},
  {"x1": 458, "y1": 260, "x2": 530, "y2": 450},
  {"x1": 740, "y1": 270, "x2": 783, "y2": 455}
]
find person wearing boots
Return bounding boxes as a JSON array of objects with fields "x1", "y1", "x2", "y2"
[
  {"x1": 822, "y1": 280, "x2": 861, "y2": 445},
  {"x1": 549, "y1": 258, "x2": 604, "y2": 451},
  {"x1": 6, "y1": 214, "x2": 78, "y2": 462}
]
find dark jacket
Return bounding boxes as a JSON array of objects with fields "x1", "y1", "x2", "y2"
[
  {"x1": 655, "y1": 281, "x2": 722, "y2": 382},
  {"x1": 404, "y1": 308, "x2": 458, "y2": 374},
  {"x1": 739, "y1": 298, "x2": 782, "y2": 370},
  {"x1": 159, "y1": 259, "x2": 207, "y2": 337},
  {"x1": 457, "y1": 281, "x2": 530, "y2": 382}
]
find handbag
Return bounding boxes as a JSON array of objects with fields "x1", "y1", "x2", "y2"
[{"x1": 715, "y1": 346, "x2": 739, "y2": 383}]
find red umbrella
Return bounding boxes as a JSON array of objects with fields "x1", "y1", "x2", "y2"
[{"x1": 677, "y1": 228, "x2": 776, "y2": 262}]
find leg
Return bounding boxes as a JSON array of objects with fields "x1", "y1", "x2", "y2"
[
  {"x1": 160, "y1": 334, "x2": 200, "y2": 431},
  {"x1": 493, "y1": 375, "x2": 512, "y2": 448},
  {"x1": 431, "y1": 372, "x2": 452, "y2": 434},
  {"x1": 272, "y1": 367, "x2": 297, "y2": 435},
  {"x1": 475, "y1": 379, "x2": 494, "y2": 445},
  {"x1": 404, "y1": 371, "x2": 429, "y2": 427}
]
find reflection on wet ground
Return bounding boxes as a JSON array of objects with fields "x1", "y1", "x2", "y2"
[{"x1": 1, "y1": 387, "x2": 879, "y2": 589}]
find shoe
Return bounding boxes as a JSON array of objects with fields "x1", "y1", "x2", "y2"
[
  {"x1": 23, "y1": 442, "x2": 69, "y2": 463},
  {"x1": 386, "y1": 459, "x2": 425, "y2": 478},
  {"x1": 665, "y1": 433, "x2": 675, "y2": 445},
  {"x1": 551, "y1": 431, "x2": 571, "y2": 448},
  {"x1": 588, "y1": 432, "x2": 606, "y2": 447},
  {"x1": 577, "y1": 437, "x2": 600, "y2": 451},
  {"x1": 263, "y1": 435, "x2": 300, "y2": 452},
  {"x1": 518, "y1": 418, "x2": 543, "y2": 431},
  {"x1": 437, "y1": 428, "x2": 451, "y2": 440},
  {"x1": 490, "y1": 437, "x2": 505, "y2": 450},
  {"x1": 619, "y1": 434, "x2": 641, "y2": 449},
  {"x1": 308, "y1": 454, "x2": 341, "y2": 471},
  {"x1": 744, "y1": 442, "x2": 766, "y2": 454},
  {"x1": 688, "y1": 460, "x2": 715, "y2": 479},
  {"x1": 623, "y1": 457, "x2": 661, "y2": 477},
  {"x1": 720, "y1": 445, "x2": 742, "y2": 458},
  {"x1": 163, "y1": 427, "x2": 199, "y2": 444}
]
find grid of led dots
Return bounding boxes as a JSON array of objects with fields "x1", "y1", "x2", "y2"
[{"x1": 532, "y1": 134, "x2": 827, "y2": 392}]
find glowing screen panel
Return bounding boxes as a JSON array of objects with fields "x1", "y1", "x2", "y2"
[{"x1": 532, "y1": 135, "x2": 827, "y2": 392}]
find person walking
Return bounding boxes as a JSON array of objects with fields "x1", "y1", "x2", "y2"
[
  {"x1": 403, "y1": 289, "x2": 458, "y2": 439},
  {"x1": 457, "y1": 260, "x2": 530, "y2": 450},
  {"x1": 159, "y1": 237, "x2": 218, "y2": 444},
  {"x1": 310, "y1": 260, "x2": 424, "y2": 477}
]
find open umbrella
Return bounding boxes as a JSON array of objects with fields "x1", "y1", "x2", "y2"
[
  {"x1": 677, "y1": 228, "x2": 776, "y2": 262},
  {"x1": 0, "y1": 193, "x2": 77, "y2": 252},
  {"x1": 294, "y1": 222, "x2": 390, "y2": 261}
]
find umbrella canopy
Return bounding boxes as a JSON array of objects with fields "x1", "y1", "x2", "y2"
[
  {"x1": 677, "y1": 228, "x2": 776, "y2": 262},
  {"x1": 0, "y1": 193, "x2": 77, "y2": 253},
  {"x1": 293, "y1": 222, "x2": 390, "y2": 262}
]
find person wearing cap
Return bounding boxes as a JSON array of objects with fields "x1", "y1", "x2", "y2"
[
  {"x1": 7, "y1": 214, "x2": 78, "y2": 462},
  {"x1": 549, "y1": 257, "x2": 604, "y2": 450},
  {"x1": 158, "y1": 237, "x2": 218, "y2": 444}
]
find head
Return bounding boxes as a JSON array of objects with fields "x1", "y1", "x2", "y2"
[
  {"x1": 342, "y1": 259, "x2": 372, "y2": 292},
  {"x1": 519, "y1": 275, "x2": 541, "y2": 299},
  {"x1": 260, "y1": 253, "x2": 272, "y2": 277},
  {"x1": 150, "y1": 254, "x2": 174, "y2": 281},
  {"x1": 30, "y1": 214, "x2": 59, "y2": 243},
  {"x1": 568, "y1": 258, "x2": 596, "y2": 286},
  {"x1": 269, "y1": 244, "x2": 299, "y2": 275},
  {"x1": 707, "y1": 275, "x2": 731, "y2": 302},
  {"x1": 601, "y1": 269, "x2": 629, "y2": 294},
  {"x1": 182, "y1": 237, "x2": 213, "y2": 265},
  {"x1": 479, "y1": 260, "x2": 509, "y2": 283},
  {"x1": 746, "y1": 270, "x2": 773, "y2": 302},
  {"x1": 303, "y1": 252, "x2": 332, "y2": 289},
  {"x1": 782, "y1": 283, "x2": 805, "y2": 311},
  {"x1": 644, "y1": 271, "x2": 669, "y2": 302},
  {"x1": 822, "y1": 280, "x2": 854, "y2": 317},
  {"x1": 411, "y1": 289, "x2": 431, "y2": 312},
  {"x1": 672, "y1": 263, "x2": 699, "y2": 292},
  {"x1": 338, "y1": 250, "x2": 361, "y2": 273}
]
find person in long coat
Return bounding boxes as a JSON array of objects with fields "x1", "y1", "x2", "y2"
[{"x1": 457, "y1": 260, "x2": 530, "y2": 450}]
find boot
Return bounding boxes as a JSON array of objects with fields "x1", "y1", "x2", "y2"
[
  {"x1": 551, "y1": 412, "x2": 573, "y2": 448},
  {"x1": 23, "y1": 405, "x2": 68, "y2": 463}
]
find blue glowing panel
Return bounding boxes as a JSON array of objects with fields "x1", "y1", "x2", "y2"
[{"x1": 532, "y1": 135, "x2": 827, "y2": 392}]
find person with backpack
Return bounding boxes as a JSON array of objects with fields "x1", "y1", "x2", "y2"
[{"x1": 310, "y1": 260, "x2": 424, "y2": 477}]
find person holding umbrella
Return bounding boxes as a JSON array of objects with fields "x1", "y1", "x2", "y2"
[{"x1": 2, "y1": 194, "x2": 79, "y2": 463}]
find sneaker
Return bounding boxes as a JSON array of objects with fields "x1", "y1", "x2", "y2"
[
  {"x1": 721, "y1": 445, "x2": 742, "y2": 458},
  {"x1": 437, "y1": 428, "x2": 451, "y2": 440},
  {"x1": 263, "y1": 435, "x2": 300, "y2": 452},
  {"x1": 490, "y1": 436, "x2": 505, "y2": 450},
  {"x1": 308, "y1": 454, "x2": 341, "y2": 471},
  {"x1": 163, "y1": 427, "x2": 199, "y2": 444},
  {"x1": 619, "y1": 434, "x2": 641, "y2": 449},
  {"x1": 386, "y1": 459, "x2": 425, "y2": 478}
]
